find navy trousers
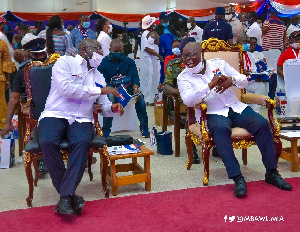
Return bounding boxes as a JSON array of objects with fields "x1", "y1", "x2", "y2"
[
  {"x1": 207, "y1": 107, "x2": 278, "y2": 179},
  {"x1": 38, "y1": 117, "x2": 93, "y2": 197}
]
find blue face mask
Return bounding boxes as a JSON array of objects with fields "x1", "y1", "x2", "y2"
[
  {"x1": 162, "y1": 22, "x2": 169, "y2": 28},
  {"x1": 82, "y1": 21, "x2": 90, "y2": 29},
  {"x1": 172, "y1": 47, "x2": 181, "y2": 56},
  {"x1": 242, "y1": 43, "x2": 250, "y2": 51},
  {"x1": 110, "y1": 52, "x2": 123, "y2": 61},
  {"x1": 4, "y1": 24, "x2": 8, "y2": 33}
]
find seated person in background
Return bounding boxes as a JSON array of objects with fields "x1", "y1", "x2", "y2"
[
  {"x1": 249, "y1": 36, "x2": 278, "y2": 100},
  {"x1": 98, "y1": 39, "x2": 150, "y2": 138},
  {"x1": 178, "y1": 42, "x2": 292, "y2": 198},
  {"x1": 277, "y1": 30, "x2": 300, "y2": 80},
  {"x1": 236, "y1": 34, "x2": 266, "y2": 113},
  {"x1": 164, "y1": 38, "x2": 182, "y2": 72},
  {"x1": 38, "y1": 39, "x2": 124, "y2": 215},
  {"x1": 163, "y1": 37, "x2": 200, "y2": 164}
]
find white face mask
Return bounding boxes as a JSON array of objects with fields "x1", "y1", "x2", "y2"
[
  {"x1": 187, "y1": 23, "x2": 192, "y2": 29},
  {"x1": 107, "y1": 25, "x2": 113, "y2": 33},
  {"x1": 88, "y1": 51, "x2": 103, "y2": 68},
  {"x1": 225, "y1": 14, "x2": 233, "y2": 21},
  {"x1": 148, "y1": 36, "x2": 155, "y2": 45},
  {"x1": 291, "y1": 42, "x2": 300, "y2": 49},
  {"x1": 185, "y1": 54, "x2": 204, "y2": 74}
]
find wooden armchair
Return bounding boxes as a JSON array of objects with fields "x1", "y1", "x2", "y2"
[
  {"x1": 23, "y1": 54, "x2": 110, "y2": 207},
  {"x1": 185, "y1": 38, "x2": 282, "y2": 185}
]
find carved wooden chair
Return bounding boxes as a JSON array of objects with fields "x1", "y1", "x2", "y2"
[
  {"x1": 185, "y1": 38, "x2": 282, "y2": 185},
  {"x1": 23, "y1": 54, "x2": 110, "y2": 207}
]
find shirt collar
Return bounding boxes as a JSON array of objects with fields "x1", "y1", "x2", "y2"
[
  {"x1": 75, "y1": 54, "x2": 88, "y2": 66},
  {"x1": 106, "y1": 53, "x2": 125, "y2": 62}
]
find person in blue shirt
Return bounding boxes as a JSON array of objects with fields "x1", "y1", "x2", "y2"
[
  {"x1": 202, "y1": 7, "x2": 233, "y2": 45},
  {"x1": 70, "y1": 14, "x2": 96, "y2": 51},
  {"x1": 98, "y1": 38, "x2": 150, "y2": 138}
]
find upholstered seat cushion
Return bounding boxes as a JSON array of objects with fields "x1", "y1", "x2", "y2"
[
  {"x1": 25, "y1": 128, "x2": 107, "y2": 154},
  {"x1": 189, "y1": 123, "x2": 252, "y2": 139}
]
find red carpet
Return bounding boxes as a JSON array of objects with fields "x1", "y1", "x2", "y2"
[{"x1": 1, "y1": 177, "x2": 299, "y2": 232}]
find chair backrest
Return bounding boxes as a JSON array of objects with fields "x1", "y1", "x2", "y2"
[
  {"x1": 282, "y1": 58, "x2": 300, "y2": 117},
  {"x1": 201, "y1": 38, "x2": 244, "y2": 100},
  {"x1": 24, "y1": 54, "x2": 60, "y2": 120},
  {"x1": 262, "y1": 49, "x2": 281, "y2": 71}
]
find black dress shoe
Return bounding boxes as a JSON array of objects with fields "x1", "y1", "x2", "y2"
[
  {"x1": 212, "y1": 147, "x2": 220, "y2": 157},
  {"x1": 70, "y1": 195, "x2": 85, "y2": 216},
  {"x1": 55, "y1": 196, "x2": 75, "y2": 215},
  {"x1": 193, "y1": 156, "x2": 201, "y2": 164},
  {"x1": 265, "y1": 171, "x2": 292, "y2": 191},
  {"x1": 233, "y1": 176, "x2": 247, "y2": 198}
]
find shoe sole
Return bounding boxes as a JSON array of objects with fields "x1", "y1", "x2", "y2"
[
  {"x1": 55, "y1": 207, "x2": 75, "y2": 215},
  {"x1": 265, "y1": 179, "x2": 292, "y2": 191}
]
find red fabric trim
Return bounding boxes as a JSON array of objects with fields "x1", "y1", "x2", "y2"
[
  {"x1": 273, "y1": 0, "x2": 299, "y2": 5},
  {"x1": 12, "y1": 12, "x2": 93, "y2": 21},
  {"x1": 94, "y1": 11, "x2": 161, "y2": 22},
  {"x1": 234, "y1": 0, "x2": 265, "y2": 14},
  {"x1": 176, "y1": 8, "x2": 217, "y2": 17}
]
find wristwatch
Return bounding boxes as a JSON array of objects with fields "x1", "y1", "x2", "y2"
[{"x1": 232, "y1": 77, "x2": 237, "y2": 86}]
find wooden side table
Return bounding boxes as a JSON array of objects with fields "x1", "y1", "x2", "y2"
[
  {"x1": 101, "y1": 145, "x2": 154, "y2": 196},
  {"x1": 279, "y1": 133, "x2": 300, "y2": 172}
]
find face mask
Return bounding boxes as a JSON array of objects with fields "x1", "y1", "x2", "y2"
[
  {"x1": 82, "y1": 21, "x2": 90, "y2": 29},
  {"x1": 172, "y1": 47, "x2": 181, "y2": 56},
  {"x1": 242, "y1": 43, "x2": 250, "y2": 51},
  {"x1": 187, "y1": 23, "x2": 192, "y2": 29},
  {"x1": 291, "y1": 42, "x2": 300, "y2": 49},
  {"x1": 4, "y1": 24, "x2": 8, "y2": 33},
  {"x1": 225, "y1": 15, "x2": 232, "y2": 21},
  {"x1": 110, "y1": 52, "x2": 123, "y2": 61},
  {"x1": 258, "y1": 23, "x2": 262, "y2": 28},
  {"x1": 107, "y1": 25, "x2": 113, "y2": 33},
  {"x1": 88, "y1": 51, "x2": 103, "y2": 68},
  {"x1": 185, "y1": 54, "x2": 204, "y2": 74},
  {"x1": 162, "y1": 22, "x2": 169, "y2": 28},
  {"x1": 148, "y1": 37, "x2": 155, "y2": 45}
]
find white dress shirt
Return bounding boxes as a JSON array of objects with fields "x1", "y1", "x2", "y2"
[
  {"x1": 188, "y1": 25, "x2": 203, "y2": 43},
  {"x1": 178, "y1": 59, "x2": 248, "y2": 118},
  {"x1": 97, "y1": 31, "x2": 111, "y2": 57},
  {"x1": 246, "y1": 22, "x2": 262, "y2": 45},
  {"x1": 39, "y1": 54, "x2": 115, "y2": 124},
  {"x1": 0, "y1": 31, "x2": 15, "y2": 62}
]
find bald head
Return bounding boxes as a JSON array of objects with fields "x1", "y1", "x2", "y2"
[
  {"x1": 78, "y1": 39, "x2": 102, "y2": 61},
  {"x1": 236, "y1": 33, "x2": 250, "y2": 44},
  {"x1": 14, "y1": 49, "x2": 29, "y2": 64},
  {"x1": 184, "y1": 42, "x2": 202, "y2": 53},
  {"x1": 110, "y1": 38, "x2": 124, "y2": 52},
  {"x1": 187, "y1": 17, "x2": 195, "y2": 24}
]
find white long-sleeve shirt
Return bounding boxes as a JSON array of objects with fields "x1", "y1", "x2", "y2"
[
  {"x1": 97, "y1": 31, "x2": 111, "y2": 57},
  {"x1": 246, "y1": 22, "x2": 262, "y2": 46},
  {"x1": 178, "y1": 58, "x2": 248, "y2": 118},
  {"x1": 188, "y1": 25, "x2": 203, "y2": 43},
  {"x1": 39, "y1": 54, "x2": 115, "y2": 124}
]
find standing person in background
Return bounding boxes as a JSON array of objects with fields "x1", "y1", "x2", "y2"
[
  {"x1": 38, "y1": 15, "x2": 76, "y2": 56},
  {"x1": 70, "y1": 14, "x2": 96, "y2": 51},
  {"x1": 0, "y1": 17, "x2": 15, "y2": 63},
  {"x1": 155, "y1": 12, "x2": 181, "y2": 37},
  {"x1": 262, "y1": 11, "x2": 286, "y2": 51},
  {"x1": 140, "y1": 15, "x2": 163, "y2": 105},
  {"x1": 133, "y1": 22, "x2": 144, "y2": 60},
  {"x1": 246, "y1": 11, "x2": 262, "y2": 46},
  {"x1": 96, "y1": 18, "x2": 112, "y2": 57},
  {"x1": 225, "y1": 6, "x2": 243, "y2": 44},
  {"x1": 238, "y1": 12, "x2": 248, "y2": 33},
  {"x1": 187, "y1": 17, "x2": 203, "y2": 43},
  {"x1": 202, "y1": 7, "x2": 233, "y2": 45},
  {"x1": 287, "y1": 15, "x2": 300, "y2": 37},
  {"x1": 19, "y1": 23, "x2": 37, "y2": 46}
]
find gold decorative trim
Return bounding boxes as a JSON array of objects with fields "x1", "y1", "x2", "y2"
[
  {"x1": 189, "y1": 131, "x2": 202, "y2": 146},
  {"x1": 232, "y1": 140, "x2": 255, "y2": 149}
]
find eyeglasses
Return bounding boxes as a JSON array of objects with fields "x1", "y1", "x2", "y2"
[
  {"x1": 88, "y1": 45, "x2": 103, "y2": 53},
  {"x1": 182, "y1": 51, "x2": 198, "y2": 59}
]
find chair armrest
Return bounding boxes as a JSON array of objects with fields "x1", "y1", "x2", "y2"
[
  {"x1": 241, "y1": 93, "x2": 270, "y2": 105},
  {"x1": 266, "y1": 99, "x2": 280, "y2": 136},
  {"x1": 93, "y1": 103, "x2": 103, "y2": 137}
]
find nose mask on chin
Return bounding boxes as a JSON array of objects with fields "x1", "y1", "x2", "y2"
[
  {"x1": 291, "y1": 42, "x2": 300, "y2": 49},
  {"x1": 88, "y1": 51, "x2": 103, "y2": 68},
  {"x1": 185, "y1": 54, "x2": 204, "y2": 74}
]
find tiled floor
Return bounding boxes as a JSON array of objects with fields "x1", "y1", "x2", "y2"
[{"x1": 0, "y1": 106, "x2": 299, "y2": 212}]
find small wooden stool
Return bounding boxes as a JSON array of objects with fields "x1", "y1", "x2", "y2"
[
  {"x1": 102, "y1": 145, "x2": 154, "y2": 196},
  {"x1": 279, "y1": 133, "x2": 300, "y2": 172}
]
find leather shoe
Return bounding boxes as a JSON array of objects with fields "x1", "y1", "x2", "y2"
[
  {"x1": 233, "y1": 176, "x2": 247, "y2": 198},
  {"x1": 212, "y1": 147, "x2": 220, "y2": 157},
  {"x1": 54, "y1": 196, "x2": 75, "y2": 215},
  {"x1": 70, "y1": 195, "x2": 85, "y2": 216},
  {"x1": 265, "y1": 171, "x2": 292, "y2": 191}
]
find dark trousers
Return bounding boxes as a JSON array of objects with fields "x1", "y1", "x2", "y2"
[
  {"x1": 38, "y1": 117, "x2": 93, "y2": 197},
  {"x1": 103, "y1": 93, "x2": 149, "y2": 137},
  {"x1": 207, "y1": 107, "x2": 277, "y2": 179},
  {"x1": 268, "y1": 73, "x2": 277, "y2": 100}
]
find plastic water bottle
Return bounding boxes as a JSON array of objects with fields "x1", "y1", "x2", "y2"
[
  {"x1": 149, "y1": 127, "x2": 157, "y2": 150},
  {"x1": 276, "y1": 90, "x2": 286, "y2": 115}
]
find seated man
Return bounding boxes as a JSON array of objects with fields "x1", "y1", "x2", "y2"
[
  {"x1": 38, "y1": 39, "x2": 124, "y2": 215},
  {"x1": 178, "y1": 42, "x2": 292, "y2": 198},
  {"x1": 163, "y1": 36, "x2": 200, "y2": 164},
  {"x1": 98, "y1": 38, "x2": 150, "y2": 138}
]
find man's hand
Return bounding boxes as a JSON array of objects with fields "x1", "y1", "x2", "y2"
[
  {"x1": 133, "y1": 88, "x2": 141, "y2": 102},
  {"x1": 157, "y1": 54, "x2": 164, "y2": 62},
  {"x1": 214, "y1": 75, "x2": 233, "y2": 94},
  {"x1": 101, "y1": 86, "x2": 120, "y2": 97},
  {"x1": 0, "y1": 123, "x2": 12, "y2": 138},
  {"x1": 111, "y1": 103, "x2": 124, "y2": 116},
  {"x1": 209, "y1": 74, "x2": 228, "y2": 90}
]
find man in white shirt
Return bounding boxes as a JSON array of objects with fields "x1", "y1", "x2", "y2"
[
  {"x1": 178, "y1": 42, "x2": 292, "y2": 198},
  {"x1": 38, "y1": 39, "x2": 124, "y2": 215},
  {"x1": 287, "y1": 15, "x2": 300, "y2": 37},
  {"x1": 246, "y1": 11, "x2": 262, "y2": 46},
  {"x1": 225, "y1": 6, "x2": 243, "y2": 44},
  {"x1": 187, "y1": 17, "x2": 203, "y2": 43}
]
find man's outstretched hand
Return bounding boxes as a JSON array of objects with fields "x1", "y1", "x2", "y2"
[
  {"x1": 101, "y1": 86, "x2": 120, "y2": 97},
  {"x1": 111, "y1": 103, "x2": 124, "y2": 116}
]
